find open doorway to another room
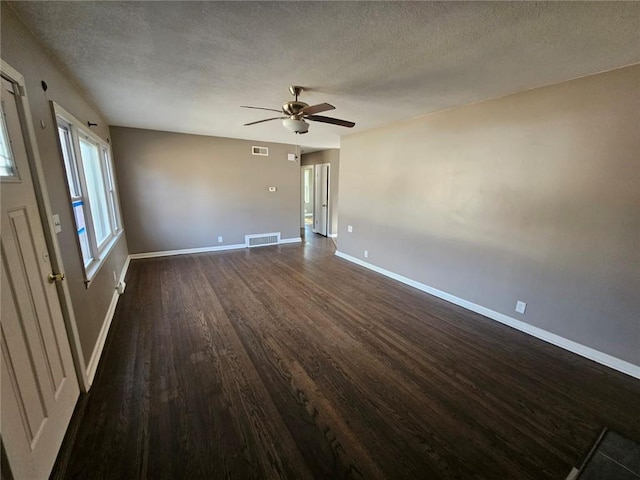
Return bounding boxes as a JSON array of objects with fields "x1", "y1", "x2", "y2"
[
  {"x1": 300, "y1": 149, "x2": 339, "y2": 241},
  {"x1": 302, "y1": 165, "x2": 314, "y2": 227},
  {"x1": 313, "y1": 163, "x2": 330, "y2": 237},
  {"x1": 300, "y1": 163, "x2": 330, "y2": 238}
]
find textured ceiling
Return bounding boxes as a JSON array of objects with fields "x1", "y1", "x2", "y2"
[{"x1": 9, "y1": 1, "x2": 640, "y2": 150}]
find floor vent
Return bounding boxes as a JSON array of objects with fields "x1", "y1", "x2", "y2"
[{"x1": 245, "y1": 232, "x2": 280, "y2": 248}]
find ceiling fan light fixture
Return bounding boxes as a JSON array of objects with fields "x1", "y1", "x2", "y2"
[
  {"x1": 242, "y1": 87, "x2": 353, "y2": 133},
  {"x1": 282, "y1": 118, "x2": 309, "y2": 134}
]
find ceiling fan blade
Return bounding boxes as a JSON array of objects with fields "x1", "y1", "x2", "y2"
[
  {"x1": 244, "y1": 117, "x2": 285, "y2": 126},
  {"x1": 306, "y1": 115, "x2": 355, "y2": 128},
  {"x1": 241, "y1": 105, "x2": 283, "y2": 113},
  {"x1": 299, "y1": 103, "x2": 335, "y2": 115}
]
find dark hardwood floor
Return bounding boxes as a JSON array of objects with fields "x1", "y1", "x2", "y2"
[{"x1": 54, "y1": 232, "x2": 640, "y2": 479}]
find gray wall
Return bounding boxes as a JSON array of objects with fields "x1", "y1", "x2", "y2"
[
  {"x1": 2, "y1": 6, "x2": 129, "y2": 365},
  {"x1": 338, "y1": 65, "x2": 640, "y2": 366},
  {"x1": 110, "y1": 127, "x2": 300, "y2": 253},
  {"x1": 301, "y1": 149, "x2": 340, "y2": 236}
]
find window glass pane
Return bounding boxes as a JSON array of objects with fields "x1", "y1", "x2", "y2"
[
  {"x1": 109, "y1": 190, "x2": 119, "y2": 231},
  {"x1": 57, "y1": 126, "x2": 81, "y2": 197},
  {"x1": 103, "y1": 147, "x2": 120, "y2": 231},
  {"x1": 103, "y1": 147, "x2": 114, "y2": 188},
  {"x1": 79, "y1": 137, "x2": 111, "y2": 246},
  {"x1": 0, "y1": 103, "x2": 16, "y2": 177},
  {"x1": 72, "y1": 200, "x2": 92, "y2": 265}
]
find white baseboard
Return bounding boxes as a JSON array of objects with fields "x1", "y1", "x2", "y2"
[
  {"x1": 129, "y1": 243, "x2": 246, "y2": 259},
  {"x1": 129, "y1": 237, "x2": 302, "y2": 259},
  {"x1": 335, "y1": 251, "x2": 640, "y2": 380},
  {"x1": 329, "y1": 233, "x2": 338, "y2": 238},
  {"x1": 279, "y1": 237, "x2": 302, "y2": 244},
  {"x1": 86, "y1": 256, "x2": 130, "y2": 386}
]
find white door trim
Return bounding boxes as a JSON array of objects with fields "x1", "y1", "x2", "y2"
[
  {"x1": 314, "y1": 163, "x2": 330, "y2": 236},
  {"x1": 1, "y1": 59, "x2": 89, "y2": 391}
]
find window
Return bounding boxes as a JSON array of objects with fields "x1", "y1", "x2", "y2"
[
  {"x1": 54, "y1": 103, "x2": 122, "y2": 284},
  {"x1": 0, "y1": 101, "x2": 17, "y2": 178}
]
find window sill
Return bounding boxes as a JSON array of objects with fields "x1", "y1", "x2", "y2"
[
  {"x1": 84, "y1": 230, "x2": 124, "y2": 288},
  {"x1": 1, "y1": 175, "x2": 22, "y2": 183}
]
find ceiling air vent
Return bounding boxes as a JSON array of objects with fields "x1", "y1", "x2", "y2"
[
  {"x1": 252, "y1": 146, "x2": 269, "y2": 156},
  {"x1": 245, "y1": 232, "x2": 280, "y2": 248}
]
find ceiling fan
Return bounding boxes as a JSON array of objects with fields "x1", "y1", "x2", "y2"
[{"x1": 242, "y1": 86, "x2": 355, "y2": 134}]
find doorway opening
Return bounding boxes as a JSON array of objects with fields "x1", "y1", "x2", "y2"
[
  {"x1": 313, "y1": 163, "x2": 330, "y2": 237},
  {"x1": 302, "y1": 165, "x2": 313, "y2": 227},
  {"x1": 300, "y1": 162, "x2": 330, "y2": 238}
]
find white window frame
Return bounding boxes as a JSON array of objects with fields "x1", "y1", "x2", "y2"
[
  {"x1": 0, "y1": 97, "x2": 21, "y2": 181},
  {"x1": 53, "y1": 102, "x2": 123, "y2": 286}
]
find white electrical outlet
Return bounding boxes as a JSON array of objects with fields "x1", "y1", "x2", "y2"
[
  {"x1": 218, "y1": 236, "x2": 223, "y2": 243},
  {"x1": 364, "y1": 250, "x2": 368, "y2": 258},
  {"x1": 347, "y1": 225, "x2": 353, "y2": 233},
  {"x1": 515, "y1": 301, "x2": 527, "y2": 314}
]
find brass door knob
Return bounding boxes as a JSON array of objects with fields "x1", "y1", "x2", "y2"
[{"x1": 48, "y1": 272, "x2": 65, "y2": 283}]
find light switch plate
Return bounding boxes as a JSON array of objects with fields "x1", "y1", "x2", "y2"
[
  {"x1": 515, "y1": 301, "x2": 527, "y2": 314},
  {"x1": 347, "y1": 225, "x2": 353, "y2": 233},
  {"x1": 52, "y1": 214, "x2": 62, "y2": 233}
]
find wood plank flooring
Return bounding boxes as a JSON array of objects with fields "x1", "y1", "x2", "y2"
[{"x1": 54, "y1": 232, "x2": 640, "y2": 479}]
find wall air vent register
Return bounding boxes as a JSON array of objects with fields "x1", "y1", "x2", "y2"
[
  {"x1": 245, "y1": 232, "x2": 280, "y2": 247},
  {"x1": 251, "y1": 146, "x2": 269, "y2": 156}
]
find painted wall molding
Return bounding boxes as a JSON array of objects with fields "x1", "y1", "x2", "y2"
[
  {"x1": 335, "y1": 250, "x2": 640, "y2": 380},
  {"x1": 129, "y1": 237, "x2": 302, "y2": 260},
  {"x1": 129, "y1": 243, "x2": 246, "y2": 259},
  {"x1": 86, "y1": 255, "x2": 130, "y2": 386},
  {"x1": 279, "y1": 237, "x2": 302, "y2": 245}
]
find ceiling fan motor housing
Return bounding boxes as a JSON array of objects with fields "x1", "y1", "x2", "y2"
[{"x1": 283, "y1": 101, "x2": 308, "y2": 116}]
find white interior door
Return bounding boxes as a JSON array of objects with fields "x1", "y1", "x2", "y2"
[
  {"x1": 314, "y1": 164, "x2": 329, "y2": 236},
  {"x1": 1, "y1": 72, "x2": 79, "y2": 479}
]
